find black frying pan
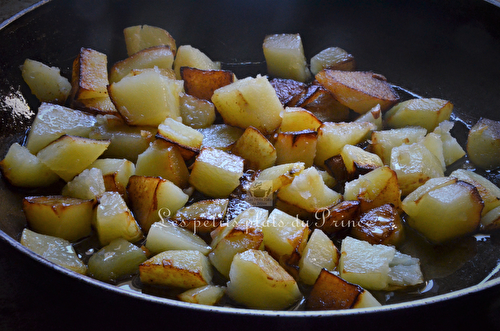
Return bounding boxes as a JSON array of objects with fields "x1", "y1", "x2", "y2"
[{"x1": 1, "y1": 0, "x2": 500, "y2": 330}]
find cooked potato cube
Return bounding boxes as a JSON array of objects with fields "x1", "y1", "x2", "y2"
[
  {"x1": 134, "y1": 139, "x2": 190, "y2": 188},
  {"x1": 481, "y1": 205, "x2": 500, "y2": 231},
  {"x1": 110, "y1": 45, "x2": 175, "y2": 83},
  {"x1": 344, "y1": 165, "x2": 401, "y2": 212},
  {"x1": 21, "y1": 58, "x2": 71, "y2": 104},
  {"x1": 402, "y1": 177, "x2": 483, "y2": 243},
  {"x1": 173, "y1": 45, "x2": 220, "y2": 80},
  {"x1": 419, "y1": 132, "x2": 446, "y2": 171},
  {"x1": 298, "y1": 229, "x2": 339, "y2": 285},
  {"x1": 249, "y1": 162, "x2": 305, "y2": 194},
  {"x1": 350, "y1": 203, "x2": 404, "y2": 246},
  {"x1": 263, "y1": 33, "x2": 311, "y2": 82},
  {"x1": 36, "y1": 135, "x2": 110, "y2": 182},
  {"x1": 270, "y1": 77, "x2": 308, "y2": 105},
  {"x1": 177, "y1": 285, "x2": 225, "y2": 306},
  {"x1": 314, "y1": 121, "x2": 376, "y2": 168},
  {"x1": 62, "y1": 168, "x2": 106, "y2": 200},
  {"x1": 69, "y1": 47, "x2": 109, "y2": 101},
  {"x1": 314, "y1": 200, "x2": 360, "y2": 235},
  {"x1": 145, "y1": 221, "x2": 211, "y2": 256},
  {"x1": 212, "y1": 75, "x2": 284, "y2": 135},
  {"x1": 315, "y1": 70, "x2": 399, "y2": 114},
  {"x1": 371, "y1": 126, "x2": 427, "y2": 165},
  {"x1": 226, "y1": 249, "x2": 302, "y2": 310},
  {"x1": 127, "y1": 175, "x2": 189, "y2": 233},
  {"x1": 0, "y1": 143, "x2": 59, "y2": 187},
  {"x1": 209, "y1": 207, "x2": 268, "y2": 277},
  {"x1": 354, "y1": 104, "x2": 383, "y2": 130},
  {"x1": 340, "y1": 144, "x2": 383, "y2": 178},
  {"x1": 20, "y1": 228, "x2": 87, "y2": 274},
  {"x1": 87, "y1": 237, "x2": 147, "y2": 282},
  {"x1": 310, "y1": 47, "x2": 356, "y2": 75},
  {"x1": 123, "y1": 24, "x2": 177, "y2": 56},
  {"x1": 181, "y1": 67, "x2": 235, "y2": 101},
  {"x1": 306, "y1": 269, "x2": 381, "y2": 310},
  {"x1": 189, "y1": 147, "x2": 244, "y2": 198},
  {"x1": 231, "y1": 126, "x2": 277, "y2": 170},
  {"x1": 139, "y1": 250, "x2": 212, "y2": 289},
  {"x1": 384, "y1": 98, "x2": 453, "y2": 132},
  {"x1": 467, "y1": 117, "x2": 500, "y2": 170},
  {"x1": 108, "y1": 70, "x2": 183, "y2": 126},
  {"x1": 279, "y1": 107, "x2": 322, "y2": 132},
  {"x1": 26, "y1": 102, "x2": 97, "y2": 154},
  {"x1": 179, "y1": 93, "x2": 216, "y2": 129},
  {"x1": 23, "y1": 195, "x2": 94, "y2": 242},
  {"x1": 156, "y1": 117, "x2": 204, "y2": 160},
  {"x1": 274, "y1": 130, "x2": 317, "y2": 168},
  {"x1": 432, "y1": 120, "x2": 466, "y2": 166},
  {"x1": 71, "y1": 95, "x2": 119, "y2": 116},
  {"x1": 171, "y1": 199, "x2": 229, "y2": 234},
  {"x1": 88, "y1": 158, "x2": 135, "y2": 198},
  {"x1": 198, "y1": 124, "x2": 244, "y2": 150}
]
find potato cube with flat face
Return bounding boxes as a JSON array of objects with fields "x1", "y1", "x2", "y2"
[
  {"x1": 110, "y1": 45, "x2": 175, "y2": 83},
  {"x1": 157, "y1": 117, "x2": 204, "y2": 161},
  {"x1": 181, "y1": 67, "x2": 235, "y2": 101},
  {"x1": 279, "y1": 107, "x2": 322, "y2": 132},
  {"x1": 70, "y1": 47, "x2": 109, "y2": 101},
  {"x1": 354, "y1": 104, "x2": 383, "y2": 130},
  {"x1": 371, "y1": 126, "x2": 427, "y2": 165},
  {"x1": 433, "y1": 120, "x2": 466, "y2": 166},
  {"x1": 274, "y1": 130, "x2": 317, "y2": 168},
  {"x1": 306, "y1": 269, "x2": 381, "y2": 310},
  {"x1": 173, "y1": 45, "x2": 220, "y2": 80},
  {"x1": 135, "y1": 139, "x2": 190, "y2": 188},
  {"x1": 108, "y1": 70, "x2": 183, "y2": 126},
  {"x1": 211, "y1": 75, "x2": 284, "y2": 135},
  {"x1": 314, "y1": 121, "x2": 376, "y2": 168},
  {"x1": 467, "y1": 118, "x2": 500, "y2": 170},
  {"x1": 124, "y1": 25, "x2": 177, "y2": 56},
  {"x1": 263, "y1": 33, "x2": 311, "y2": 83},
  {"x1": 179, "y1": 93, "x2": 216, "y2": 129},
  {"x1": 171, "y1": 199, "x2": 229, "y2": 234},
  {"x1": 344, "y1": 165, "x2": 401, "y2": 212},
  {"x1": 384, "y1": 98, "x2": 453, "y2": 132},
  {"x1": 88, "y1": 158, "x2": 135, "y2": 197},
  {"x1": 340, "y1": 144, "x2": 383, "y2": 178},
  {"x1": 310, "y1": 47, "x2": 356, "y2": 75},
  {"x1": 189, "y1": 147, "x2": 244, "y2": 198},
  {"x1": 226, "y1": 249, "x2": 302, "y2": 310},
  {"x1": 87, "y1": 237, "x2": 147, "y2": 282},
  {"x1": 231, "y1": 126, "x2": 277, "y2": 170},
  {"x1": 177, "y1": 285, "x2": 225, "y2": 306},
  {"x1": 127, "y1": 175, "x2": 189, "y2": 233},
  {"x1": 0, "y1": 143, "x2": 59, "y2": 187},
  {"x1": 139, "y1": 250, "x2": 212, "y2": 289},
  {"x1": 314, "y1": 200, "x2": 360, "y2": 235},
  {"x1": 23, "y1": 195, "x2": 94, "y2": 242},
  {"x1": 20, "y1": 228, "x2": 87, "y2": 274},
  {"x1": 36, "y1": 135, "x2": 110, "y2": 182},
  {"x1": 249, "y1": 162, "x2": 305, "y2": 193},
  {"x1": 298, "y1": 229, "x2": 339, "y2": 285},
  {"x1": 315, "y1": 70, "x2": 399, "y2": 114},
  {"x1": 21, "y1": 58, "x2": 71, "y2": 104},
  {"x1": 198, "y1": 124, "x2": 244, "y2": 150},
  {"x1": 94, "y1": 191, "x2": 143, "y2": 246},
  {"x1": 62, "y1": 168, "x2": 106, "y2": 200},
  {"x1": 26, "y1": 102, "x2": 98, "y2": 154}
]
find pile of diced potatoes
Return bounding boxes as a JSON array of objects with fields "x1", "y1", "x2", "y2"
[{"x1": 1, "y1": 24, "x2": 500, "y2": 311}]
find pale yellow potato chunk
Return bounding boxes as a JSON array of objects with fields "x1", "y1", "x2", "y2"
[
  {"x1": 298, "y1": 229, "x2": 339, "y2": 285},
  {"x1": 88, "y1": 158, "x2": 136, "y2": 197},
  {"x1": 178, "y1": 285, "x2": 225, "y2": 306},
  {"x1": 274, "y1": 130, "x2": 317, "y2": 168},
  {"x1": 432, "y1": 120, "x2": 466, "y2": 166},
  {"x1": 173, "y1": 45, "x2": 220, "y2": 80},
  {"x1": 124, "y1": 24, "x2": 177, "y2": 56},
  {"x1": 145, "y1": 221, "x2": 211, "y2": 255},
  {"x1": 279, "y1": 107, "x2": 322, "y2": 132},
  {"x1": 62, "y1": 167, "x2": 106, "y2": 200},
  {"x1": 371, "y1": 126, "x2": 427, "y2": 165},
  {"x1": 249, "y1": 162, "x2": 305, "y2": 193},
  {"x1": 310, "y1": 47, "x2": 356, "y2": 75},
  {"x1": 466, "y1": 117, "x2": 500, "y2": 170},
  {"x1": 179, "y1": 93, "x2": 216, "y2": 129},
  {"x1": 231, "y1": 126, "x2": 277, "y2": 170},
  {"x1": 157, "y1": 117, "x2": 204, "y2": 160},
  {"x1": 198, "y1": 124, "x2": 244, "y2": 150},
  {"x1": 21, "y1": 58, "x2": 71, "y2": 104}
]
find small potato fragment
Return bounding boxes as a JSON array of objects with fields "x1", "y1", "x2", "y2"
[
  {"x1": 87, "y1": 237, "x2": 147, "y2": 282},
  {"x1": 384, "y1": 98, "x2": 453, "y2": 132},
  {"x1": 181, "y1": 67, "x2": 235, "y2": 101},
  {"x1": 62, "y1": 168, "x2": 106, "y2": 200},
  {"x1": 350, "y1": 203, "x2": 404, "y2": 246},
  {"x1": 139, "y1": 250, "x2": 212, "y2": 289},
  {"x1": 110, "y1": 45, "x2": 175, "y2": 83},
  {"x1": 94, "y1": 191, "x2": 143, "y2": 246},
  {"x1": 263, "y1": 33, "x2": 312, "y2": 83},
  {"x1": 179, "y1": 94, "x2": 216, "y2": 129},
  {"x1": 433, "y1": 120, "x2": 466, "y2": 166},
  {"x1": 212, "y1": 75, "x2": 284, "y2": 135},
  {"x1": 135, "y1": 139, "x2": 190, "y2": 188},
  {"x1": 340, "y1": 144, "x2": 383, "y2": 179},
  {"x1": 274, "y1": 130, "x2": 317, "y2": 168},
  {"x1": 231, "y1": 126, "x2": 277, "y2": 170},
  {"x1": 20, "y1": 228, "x2": 87, "y2": 274},
  {"x1": 157, "y1": 117, "x2": 204, "y2": 161},
  {"x1": 20, "y1": 58, "x2": 71, "y2": 104},
  {"x1": 127, "y1": 175, "x2": 189, "y2": 233},
  {"x1": 315, "y1": 70, "x2": 399, "y2": 114},
  {"x1": 0, "y1": 143, "x2": 59, "y2": 187},
  {"x1": 310, "y1": 47, "x2": 356, "y2": 75},
  {"x1": 177, "y1": 285, "x2": 225, "y2": 306},
  {"x1": 402, "y1": 177, "x2": 483, "y2": 243},
  {"x1": 298, "y1": 229, "x2": 339, "y2": 285},
  {"x1": 88, "y1": 158, "x2": 135, "y2": 198},
  {"x1": 171, "y1": 199, "x2": 229, "y2": 234},
  {"x1": 36, "y1": 135, "x2": 110, "y2": 182},
  {"x1": 23, "y1": 195, "x2": 94, "y2": 242},
  {"x1": 69, "y1": 47, "x2": 109, "y2": 101},
  {"x1": 467, "y1": 117, "x2": 500, "y2": 170},
  {"x1": 371, "y1": 126, "x2": 427, "y2": 165},
  {"x1": 306, "y1": 269, "x2": 381, "y2": 310},
  {"x1": 198, "y1": 124, "x2": 244, "y2": 150},
  {"x1": 188, "y1": 147, "x2": 244, "y2": 198},
  {"x1": 124, "y1": 24, "x2": 177, "y2": 56},
  {"x1": 226, "y1": 249, "x2": 302, "y2": 310},
  {"x1": 344, "y1": 166, "x2": 402, "y2": 212},
  {"x1": 248, "y1": 162, "x2": 305, "y2": 194},
  {"x1": 354, "y1": 104, "x2": 383, "y2": 130},
  {"x1": 173, "y1": 45, "x2": 220, "y2": 80},
  {"x1": 279, "y1": 107, "x2": 322, "y2": 132}
]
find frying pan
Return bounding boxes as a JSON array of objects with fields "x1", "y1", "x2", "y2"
[{"x1": 1, "y1": 0, "x2": 500, "y2": 329}]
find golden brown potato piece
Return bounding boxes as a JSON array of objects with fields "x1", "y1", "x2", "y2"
[
  {"x1": 69, "y1": 47, "x2": 109, "y2": 101},
  {"x1": 310, "y1": 47, "x2": 356, "y2": 75},
  {"x1": 274, "y1": 130, "x2": 318, "y2": 168},
  {"x1": 270, "y1": 78, "x2": 307, "y2": 105},
  {"x1": 315, "y1": 70, "x2": 399, "y2": 114},
  {"x1": 123, "y1": 25, "x2": 177, "y2": 56},
  {"x1": 279, "y1": 107, "x2": 322, "y2": 132},
  {"x1": 467, "y1": 118, "x2": 500, "y2": 170},
  {"x1": 171, "y1": 199, "x2": 229, "y2": 234},
  {"x1": 314, "y1": 200, "x2": 360, "y2": 235},
  {"x1": 231, "y1": 126, "x2": 277, "y2": 170},
  {"x1": 71, "y1": 96, "x2": 119, "y2": 116},
  {"x1": 350, "y1": 203, "x2": 404, "y2": 246},
  {"x1": 181, "y1": 67, "x2": 235, "y2": 101}
]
